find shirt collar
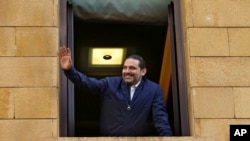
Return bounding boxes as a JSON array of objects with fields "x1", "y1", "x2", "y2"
[{"x1": 131, "y1": 80, "x2": 141, "y2": 88}]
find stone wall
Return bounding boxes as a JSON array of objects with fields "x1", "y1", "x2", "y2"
[
  {"x1": 0, "y1": 0, "x2": 250, "y2": 141},
  {"x1": 0, "y1": 0, "x2": 58, "y2": 141},
  {"x1": 185, "y1": 0, "x2": 250, "y2": 141}
]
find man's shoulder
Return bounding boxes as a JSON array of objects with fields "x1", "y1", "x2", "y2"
[{"x1": 143, "y1": 78, "x2": 162, "y2": 90}]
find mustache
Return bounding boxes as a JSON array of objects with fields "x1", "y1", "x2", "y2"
[{"x1": 123, "y1": 73, "x2": 134, "y2": 76}]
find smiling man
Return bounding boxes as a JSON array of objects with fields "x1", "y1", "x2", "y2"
[
  {"x1": 58, "y1": 46, "x2": 172, "y2": 136},
  {"x1": 122, "y1": 55, "x2": 146, "y2": 85}
]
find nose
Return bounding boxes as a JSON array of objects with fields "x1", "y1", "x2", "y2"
[{"x1": 123, "y1": 68, "x2": 130, "y2": 73}]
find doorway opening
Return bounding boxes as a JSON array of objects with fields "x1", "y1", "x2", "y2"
[
  {"x1": 74, "y1": 17, "x2": 168, "y2": 136},
  {"x1": 59, "y1": 0, "x2": 190, "y2": 137}
]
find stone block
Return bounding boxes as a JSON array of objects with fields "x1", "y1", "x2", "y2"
[
  {"x1": 0, "y1": 120, "x2": 56, "y2": 141},
  {"x1": 52, "y1": 119, "x2": 58, "y2": 138},
  {"x1": 190, "y1": 57, "x2": 250, "y2": 86},
  {"x1": 43, "y1": 138, "x2": 59, "y2": 141},
  {"x1": 194, "y1": 119, "x2": 201, "y2": 137},
  {"x1": 192, "y1": 87, "x2": 234, "y2": 118},
  {"x1": 16, "y1": 27, "x2": 58, "y2": 56},
  {"x1": 0, "y1": 28, "x2": 16, "y2": 56},
  {"x1": 0, "y1": 89, "x2": 14, "y2": 118},
  {"x1": 188, "y1": 28, "x2": 229, "y2": 56},
  {"x1": 60, "y1": 138, "x2": 79, "y2": 141},
  {"x1": 234, "y1": 87, "x2": 250, "y2": 118},
  {"x1": 54, "y1": 0, "x2": 59, "y2": 26},
  {"x1": 192, "y1": 0, "x2": 250, "y2": 27},
  {"x1": 0, "y1": 0, "x2": 54, "y2": 26},
  {"x1": 184, "y1": 0, "x2": 194, "y2": 27},
  {"x1": 229, "y1": 28, "x2": 250, "y2": 56},
  {"x1": 15, "y1": 88, "x2": 58, "y2": 118},
  {"x1": 199, "y1": 119, "x2": 250, "y2": 141},
  {"x1": 0, "y1": 57, "x2": 58, "y2": 87}
]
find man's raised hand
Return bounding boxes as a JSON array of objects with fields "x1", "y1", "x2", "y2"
[{"x1": 58, "y1": 46, "x2": 72, "y2": 70}]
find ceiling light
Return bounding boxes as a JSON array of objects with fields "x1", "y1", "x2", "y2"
[{"x1": 89, "y1": 48, "x2": 126, "y2": 66}]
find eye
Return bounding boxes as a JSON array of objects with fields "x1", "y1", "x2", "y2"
[{"x1": 129, "y1": 66, "x2": 136, "y2": 70}]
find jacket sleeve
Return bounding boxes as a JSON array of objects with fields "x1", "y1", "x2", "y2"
[
  {"x1": 152, "y1": 87, "x2": 173, "y2": 136},
  {"x1": 63, "y1": 67, "x2": 107, "y2": 94}
]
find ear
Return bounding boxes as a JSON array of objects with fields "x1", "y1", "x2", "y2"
[{"x1": 141, "y1": 68, "x2": 147, "y2": 76}]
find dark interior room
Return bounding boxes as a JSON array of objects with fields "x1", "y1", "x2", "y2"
[{"x1": 73, "y1": 17, "x2": 168, "y2": 136}]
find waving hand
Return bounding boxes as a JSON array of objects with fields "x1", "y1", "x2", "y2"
[{"x1": 58, "y1": 46, "x2": 72, "y2": 70}]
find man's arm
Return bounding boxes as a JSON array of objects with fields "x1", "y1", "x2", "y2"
[
  {"x1": 58, "y1": 46, "x2": 106, "y2": 94},
  {"x1": 152, "y1": 87, "x2": 173, "y2": 136}
]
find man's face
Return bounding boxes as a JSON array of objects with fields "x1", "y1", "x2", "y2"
[{"x1": 122, "y1": 58, "x2": 147, "y2": 86}]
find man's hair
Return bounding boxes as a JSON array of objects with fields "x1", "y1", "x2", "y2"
[{"x1": 125, "y1": 55, "x2": 146, "y2": 69}]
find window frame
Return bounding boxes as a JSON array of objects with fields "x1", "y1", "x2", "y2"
[{"x1": 59, "y1": 0, "x2": 190, "y2": 137}]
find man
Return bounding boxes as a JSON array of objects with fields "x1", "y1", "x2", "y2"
[{"x1": 58, "y1": 46, "x2": 173, "y2": 136}]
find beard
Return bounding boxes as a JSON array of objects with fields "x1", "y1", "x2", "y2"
[{"x1": 123, "y1": 73, "x2": 139, "y2": 86}]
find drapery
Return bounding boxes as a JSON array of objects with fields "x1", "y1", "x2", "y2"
[
  {"x1": 68, "y1": 0, "x2": 171, "y2": 25},
  {"x1": 159, "y1": 27, "x2": 172, "y2": 104}
]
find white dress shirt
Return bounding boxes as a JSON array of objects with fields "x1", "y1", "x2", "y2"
[{"x1": 130, "y1": 81, "x2": 141, "y2": 100}]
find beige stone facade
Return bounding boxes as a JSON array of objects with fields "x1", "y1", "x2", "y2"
[
  {"x1": 0, "y1": 0, "x2": 250, "y2": 141},
  {"x1": 0, "y1": 0, "x2": 58, "y2": 141},
  {"x1": 186, "y1": 0, "x2": 250, "y2": 141}
]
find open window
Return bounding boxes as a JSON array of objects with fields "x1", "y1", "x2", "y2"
[{"x1": 59, "y1": 0, "x2": 190, "y2": 137}]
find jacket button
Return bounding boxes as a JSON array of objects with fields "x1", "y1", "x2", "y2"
[{"x1": 127, "y1": 105, "x2": 131, "y2": 110}]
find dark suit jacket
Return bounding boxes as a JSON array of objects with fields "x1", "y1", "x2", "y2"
[{"x1": 64, "y1": 67, "x2": 172, "y2": 136}]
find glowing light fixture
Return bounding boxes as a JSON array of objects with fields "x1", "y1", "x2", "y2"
[{"x1": 89, "y1": 48, "x2": 126, "y2": 66}]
